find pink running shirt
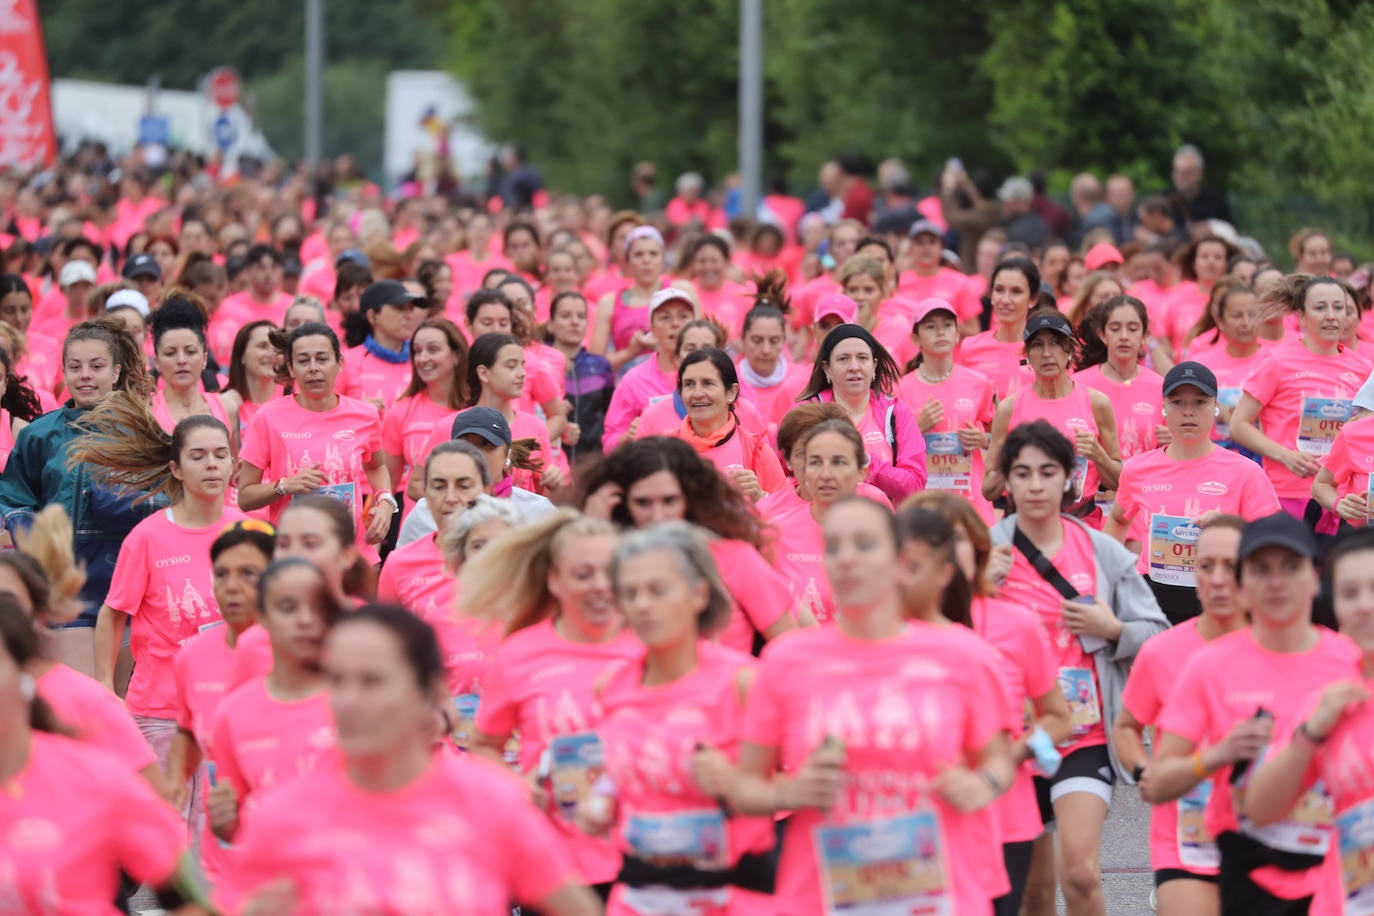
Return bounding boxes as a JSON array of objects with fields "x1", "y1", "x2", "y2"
[
  {"x1": 36, "y1": 663, "x2": 156, "y2": 771},
  {"x1": 1074, "y1": 364, "x2": 1164, "y2": 461}
]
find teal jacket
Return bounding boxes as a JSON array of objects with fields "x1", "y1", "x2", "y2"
[{"x1": 0, "y1": 403, "x2": 164, "y2": 625}]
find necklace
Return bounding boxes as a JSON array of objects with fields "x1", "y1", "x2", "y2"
[
  {"x1": 1104, "y1": 361, "x2": 1139, "y2": 383},
  {"x1": 919, "y1": 365, "x2": 954, "y2": 384}
]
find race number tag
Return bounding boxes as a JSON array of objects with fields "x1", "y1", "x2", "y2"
[
  {"x1": 1297, "y1": 397, "x2": 1351, "y2": 456},
  {"x1": 548, "y1": 732, "x2": 604, "y2": 820},
  {"x1": 1178, "y1": 779, "x2": 1219, "y2": 869},
  {"x1": 1338, "y1": 799, "x2": 1374, "y2": 915},
  {"x1": 1240, "y1": 780, "x2": 1335, "y2": 856},
  {"x1": 624, "y1": 808, "x2": 728, "y2": 869},
  {"x1": 1070, "y1": 456, "x2": 1090, "y2": 502},
  {"x1": 1215, "y1": 388, "x2": 1242, "y2": 441},
  {"x1": 301, "y1": 481, "x2": 357, "y2": 513},
  {"x1": 451, "y1": 694, "x2": 480, "y2": 751},
  {"x1": 1148, "y1": 514, "x2": 1201, "y2": 587},
  {"x1": 815, "y1": 811, "x2": 951, "y2": 916},
  {"x1": 923, "y1": 433, "x2": 972, "y2": 494},
  {"x1": 1058, "y1": 667, "x2": 1102, "y2": 739}
]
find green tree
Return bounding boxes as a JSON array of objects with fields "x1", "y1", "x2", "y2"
[{"x1": 252, "y1": 58, "x2": 390, "y2": 172}]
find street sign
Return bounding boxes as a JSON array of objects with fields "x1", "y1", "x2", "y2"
[
  {"x1": 207, "y1": 67, "x2": 241, "y2": 108},
  {"x1": 213, "y1": 114, "x2": 238, "y2": 150},
  {"x1": 138, "y1": 114, "x2": 170, "y2": 147}
]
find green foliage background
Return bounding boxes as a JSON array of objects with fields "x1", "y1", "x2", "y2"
[{"x1": 39, "y1": 0, "x2": 1374, "y2": 252}]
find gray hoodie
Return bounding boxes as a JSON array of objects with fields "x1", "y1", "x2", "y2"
[{"x1": 992, "y1": 513, "x2": 1169, "y2": 782}]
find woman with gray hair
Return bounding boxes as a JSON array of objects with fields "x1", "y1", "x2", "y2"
[{"x1": 579, "y1": 521, "x2": 776, "y2": 913}]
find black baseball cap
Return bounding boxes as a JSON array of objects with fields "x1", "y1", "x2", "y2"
[
  {"x1": 451, "y1": 406, "x2": 512, "y2": 447},
  {"x1": 360, "y1": 279, "x2": 424, "y2": 314},
  {"x1": 122, "y1": 252, "x2": 161, "y2": 280},
  {"x1": 1163, "y1": 361, "x2": 1218, "y2": 398},
  {"x1": 1022, "y1": 310, "x2": 1074, "y2": 342},
  {"x1": 1238, "y1": 512, "x2": 1316, "y2": 564}
]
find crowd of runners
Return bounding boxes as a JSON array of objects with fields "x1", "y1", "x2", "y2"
[{"x1": 0, "y1": 141, "x2": 1372, "y2": 916}]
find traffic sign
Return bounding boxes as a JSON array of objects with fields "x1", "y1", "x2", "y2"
[
  {"x1": 213, "y1": 114, "x2": 238, "y2": 150},
  {"x1": 207, "y1": 67, "x2": 241, "y2": 109},
  {"x1": 138, "y1": 115, "x2": 170, "y2": 147}
]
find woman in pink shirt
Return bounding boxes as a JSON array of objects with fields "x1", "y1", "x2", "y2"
[
  {"x1": 663, "y1": 348, "x2": 786, "y2": 501},
  {"x1": 207, "y1": 557, "x2": 340, "y2": 847},
  {"x1": 237, "y1": 322, "x2": 396, "y2": 564},
  {"x1": 498, "y1": 274, "x2": 572, "y2": 435},
  {"x1": 465, "y1": 331, "x2": 567, "y2": 494},
  {"x1": 0, "y1": 273, "x2": 62, "y2": 399},
  {"x1": 898, "y1": 298, "x2": 998, "y2": 521},
  {"x1": 1112, "y1": 515, "x2": 1248, "y2": 916},
  {"x1": 463, "y1": 510, "x2": 637, "y2": 896},
  {"x1": 634, "y1": 319, "x2": 769, "y2": 439},
  {"x1": 797, "y1": 323, "x2": 927, "y2": 502},
  {"x1": 219, "y1": 320, "x2": 282, "y2": 438},
  {"x1": 447, "y1": 212, "x2": 513, "y2": 302},
  {"x1": 1147, "y1": 513, "x2": 1359, "y2": 915},
  {"x1": 684, "y1": 235, "x2": 752, "y2": 339},
  {"x1": 957, "y1": 256, "x2": 1041, "y2": 400},
  {"x1": 0, "y1": 344, "x2": 42, "y2": 472},
  {"x1": 1313, "y1": 412, "x2": 1374, "y2": 525},
  {"x1": 839, "y1": 255, "x2": 918, "y2": 370},
  {"x1": 0, "y1": 607, "x2": 197, "y2": 916},
  {"x1": 1247, "y1": 528, "x2": 1374, "y2": 915},
  {"x1": 80, "y1": 408, "x2": 242, "y2": 774},
  {"x1": 1105, "y1": 361, "x2": 1280, "y2": 624},
  {"x1": 218, "y1": 604, "x2": 601, "y2": 916},
  {"x1": 737, "y1": 296, "x2": 811, "y2": 430},
  {"x1": 148, "y1": 294, "x2": 238, "y2": 445},
  {"x1": 1075, "y1": 296, "x2": 1168, "y2": 462},
  {"x1": 1064, "y1": 271, "x2": 1125, "y2": 330},
  {"x1": 592, "y1": 226, "x2": 698, "y2": 373},
  {"x1": 341, "y1": 279, "x2": 425, "y2": 412},
  {"x1": 1156, "y1": 236, "x2": 1238, "y2": 369},
  {"x1": 580, "y1": 522, "x2": 773, "y2": 915},
  {"x1": 166, "y1": 520, "x2": 274, "y2": 885},
  {"x1": 984, "y1": 310, "x2": 1122, "y2": 522},
  {"x1": 906, "y1": 491, "x2": 1072, "y2": 916},
  {"x1": 582, "y1": 435, "x2": 799, "y2": 652},
  {"x1": 381, "y1": 317, "x2": 468, "y2": 508},
  {"x1": 1230, "y1": 276, "x2": 1372, "y2": 520},
  {"x1": 602, "y1": 287, "x2": 697, "y2": 451},
  {"x1": 696, "y1": 496, "x2": 1016, "y2": 916},
  {"x1": 1181, "y1": 281, "x2": 1268, "y2": 452}
]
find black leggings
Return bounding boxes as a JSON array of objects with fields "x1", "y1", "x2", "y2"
[{"x1": 992, "y1": 840, "x2": 1035, "y2": 916}]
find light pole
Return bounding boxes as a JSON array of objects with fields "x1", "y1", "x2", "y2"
[
  {"x1": 738, "y1": 0, "x2": 763, "y2": 217},
  {"x1": 305, "y1": 0, "x2": 323, "y2": 164}
]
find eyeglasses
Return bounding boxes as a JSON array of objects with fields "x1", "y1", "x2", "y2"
[{"x1": 219, "y1": 518, "x2": 276, "y2": 537}]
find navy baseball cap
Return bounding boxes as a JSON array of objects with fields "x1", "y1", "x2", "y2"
[{"x1": 451, "y1": 406, "x2": 512, "y2": 447}]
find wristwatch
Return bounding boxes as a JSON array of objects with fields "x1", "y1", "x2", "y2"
[
  {"x1": 274, "y1": 479, "x2": 287, "y2": 497},
  {"x1": 1131, "y1": 763, "x2": 1145, "y2": 783}
]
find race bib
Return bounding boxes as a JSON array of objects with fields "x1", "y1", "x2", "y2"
[
  {"x1": 1297, "y1": 397, "x2": 1352, "y2": 456},
  {"x1": 1148, "y1": 514, "x2": 1201, "y2": 587},
  {"x1": 1338, "y1": 799, "x2": 1374, "y2": 915},
  {"x1": 1070, "y1": 456, "x2": 1090, "y2": 502},
  {"x1": 549, "y1": 732, "x2": 604, "y2": 820},
  {"x1": 814, "y1": 811, "x2": 951, "y2": 916},
  {"x1": 1178, "y1": 779, "x2": 1219, "y2": 869},
  {"x1": 1058, "y1": 667, "x2": 1102, "y2": 740},
  {"x1": 452, "y1": 694, "x2": 480, "y2": 751},
  {"x1": 1215, "y1": 388, "x2": 1242, "y2": 441},
  {"x1": 1239, "y1": 780, "x2": 1335, "y2": 856},
  {"x1": 923, "y1": 432, "x2": 972, "y2": 494},
  {"x1": 301, "y1": 481, "x2": 357, "y2": 514},
  {"x1": 624, "y1": 808, "x2": 728, "y2": 869}
]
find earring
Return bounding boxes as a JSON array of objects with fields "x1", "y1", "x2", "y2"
[
  {"x1": 1214, "y1": 406, "x2": 1221, "y2": 417},
  {"x1": 1063, "y1": 478, "x2": 1073, "y2": 493},
  {"x1": 19, "y1": 672, "x2": 34, "y2": 702}
]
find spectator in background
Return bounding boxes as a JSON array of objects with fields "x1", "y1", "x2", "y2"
[
  {"x1": 498, "y1": 144, "x2": 543, "y2": 213},
  {"x1": 837, "y1": 154, "x2": 875, "y2": 224},
  {"x1": 1068, "y1": 173, "x2": 1116, "y2": 248},
  {"x1": 1105, "y1": 174, "x2": 1138, "y2": 245},
  {"x1": 1029, "y1": 169, "x2": 1071, "y2": 239},
  {"x1": 665, "y1": 172, "x2": 713, "y2": 230},
  {"x1": 942, "y1": 165, "x2": 1003, "y2": 270},
  {"x1": 873, "y1": 158, "x2": 916, "y2": 223},
  {"x1": 804, "y1": 160, "x2": 843, "y2": 220},
  {"x1": 1135, "y1": 194, "x2": 1189, "y2": 248},
  {"x1": 1168, "y1": 144, "x2": 1231, "y2": 226},
  {"x1": 998, "y1": 177, "x2": 1052, "y2": 250},
  {"x1": 632, "y1": 161, "x2": 663, "y2": 213}
]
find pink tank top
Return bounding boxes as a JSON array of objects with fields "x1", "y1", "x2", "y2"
[
  {"x1": 609, "y1": 279, "x2": 671, "y2": 351},
  {"x1": 0, "y1": 409, "x2": 14, "y2": 473},
  {"x1": 150, "y1": 381, "x2": 232, "y2": 434},
  {"x1": 1009, "y1": 381, "x2": 1100, "y2": 503}
]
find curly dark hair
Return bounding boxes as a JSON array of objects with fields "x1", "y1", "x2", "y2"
[{"x1": 578, "y1": 436, "x2": 769, "y2": 552}]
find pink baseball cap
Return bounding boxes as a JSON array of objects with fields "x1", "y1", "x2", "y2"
[
  {"x1": 1084, "y1": 243, "x2": 1123, "y2": 272},
  {"x1": 910, "y1": 297, "x2": 958, "y2": 326},
  {"x1": 814, "y1": 293, "x2": 857, "y2": 325}
]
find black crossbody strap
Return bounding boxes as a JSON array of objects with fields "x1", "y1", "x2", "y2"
[{"x1": 1012, "y1": 526, "x2": 1079, "y2": 600}]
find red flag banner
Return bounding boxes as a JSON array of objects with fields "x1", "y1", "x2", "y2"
[{"x1": 0, "y1": 0, "x2": 55, "y2": 169}]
